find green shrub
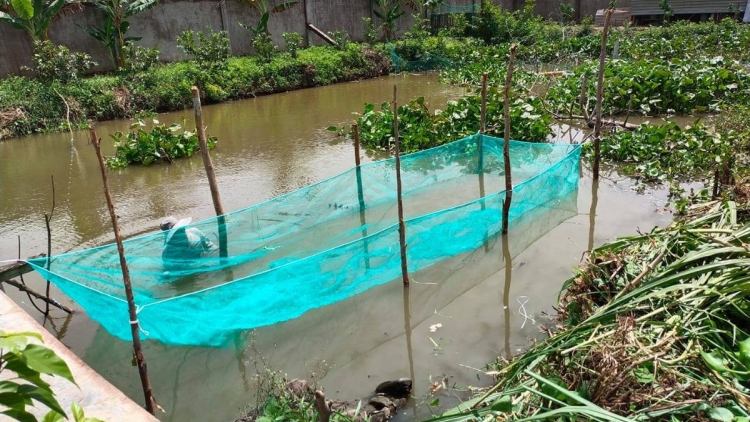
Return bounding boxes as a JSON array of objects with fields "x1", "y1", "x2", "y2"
[
  {"x1": 362, "y1": 17, "x2": 380, "y2": 44},
  {"x1": 282, "y1": 31, "x2": 303, "y2": 58},
  {"x1": 121, "y1": 42, "x2": 160, "y2": 78},
  {"x1": 25, "y1": 40, "x2": 96, "y2": 84},
  {"x1": 177, "y1": 27, "x2": 230, "y2": 73},
  {"x1": 106, "y1": 118, "x2": 217, "y2": 168},
  {"x1": 328, "y1": 30, "x2": 351, "y2": 51},
  {"x1": 252, "y1": 31, "x2": 276, "y2": 63}
]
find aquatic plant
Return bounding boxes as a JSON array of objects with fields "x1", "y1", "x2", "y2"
[
  {"x1": 426, "y1": 200, "x2": 750, "y2": 421},
  {"x1": 341, "y1": 92, "x2": 551, "y2": 153},
  {"x1": 106, "y1": 118, "x2": 216, "y2": 168}
]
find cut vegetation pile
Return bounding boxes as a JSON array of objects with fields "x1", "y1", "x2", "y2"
[{"x1": 427, "y1": 200, "x2": 750, "y2": 421}]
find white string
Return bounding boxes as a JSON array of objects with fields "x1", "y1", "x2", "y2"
[
  {"x1": 517, "y1": 296, "x2": 536, "y2": 329},
  {"x1": 129, "y1": 318, "x2": 150, "y2": 336}
]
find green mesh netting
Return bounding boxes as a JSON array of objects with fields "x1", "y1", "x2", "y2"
[
  {"x1": 388, "y1": 44, "x2": 453, "y2": 73},
  {"x1": 29, "y1": 135, "x2": 580, "y2": 347}
]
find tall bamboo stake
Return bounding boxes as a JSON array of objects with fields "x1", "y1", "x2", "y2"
[
  {"x1": 502, "y1": 45, "x2": 517, "y2": 235},
  {"x1": 593, "y1": 9, "x2": 613, "y2": 181},
  {"x1": 43, "y1": 175, "x2": 55, "y2": 318},
  {"x1": 478, "y1": 72, "x2": 487, "y2": 199},
  {"x1": 191, "y1": 86, "x2": 228, "y2": 259},
  {"x1": 353, "y1": 122, "x2": 370, "y2": 269},
  {"x1": 502, "y1": 233, "x2": 512, "y2": 361},
  {"x1": 394, "y1": 85, "x2": 409, "y2": 288},
  {"x1": 588, "y1": 178, "x2": 599, "y2": 253},
  {"x1": 90, "y1": 127, "x2": 156, "y2": 415}
]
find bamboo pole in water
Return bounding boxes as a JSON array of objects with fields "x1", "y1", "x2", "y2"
[
  {"x1": 478, "y1": 72, "x2": 487, "y2": 199},
  {"x1": 191, "y1": 86, "x2": 228, "y2": 259},
  {"x1": 502, "y1": 45, "x2": 517, "y2": 235},
  {"x1": 353, "y1": 122, "x2": 370, "y2": 269},
  {"x1": 90, "y1": 127, "x2": 157, "y2": 415},
  {"x1": 593, "y1": 9, "x2": 613, "y2": 181},
  {"x1": 394, "y1": 85, "x2": 410, "y2": 288}
]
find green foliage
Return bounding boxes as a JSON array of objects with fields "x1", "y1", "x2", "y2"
[
  {"x1": 347, "y1": 92, "x2": 550, "y2": 153},
  {"x1": 252, "y1": 31, "x2": 276, "y2": 63},
  {"x1": 78, "y1": 0, "x2": 158, "y2": 68},
  {"x1": 43, "y1": 403, "x2": 104, "y2": 422},
  {"x1": 0, "y1": 45, "x2": 388, "y2": 140},
  {"x1": 328, "y1": 30, "x2": 350, "y2": 51},
  {"x1": 592, "y1": 121, "x2": 735, "y2": 183},
  {"x1": 659, "y1": 0, "x2": 673, "y2": 24},
  {"x1": 106, "y1": 118, "x2": 217, "y2": 168},
  {"x1": 445, "y1": 12, "x2": 468, "y2": 38},
  {"x1": 468, "y1": 1, "x2": 542, "y2": 45},
  {"x1": 0, "y1": 0, "x2": 65, "y2": 41},
  {"x1": 282, "y1": 31, "x2": 302, "y2": 58},
  {"x1": 120, "y1": 41, "x2": 159, "y2": 78},
  {"x1": 559, "y1": 2, "x2": 574, "y2": 24},
  {"x1": 177, "y1": 26, "x2": 230, "y2": 73},
  {"x1": 546, "y1": 57, "x2": 750, "y2": 116},
  {"x1": 0, "y1": 331, "x2": 79, "y2": 422},
  {"x1": 25, "y1": 40, "x2": 96, "y2": 83},
  {"x1": 362, "y1": 16, "x2": 379, "y2": 44},
  {"x1": 373, "y1": 0, "x2": 404, "y2": 41}
]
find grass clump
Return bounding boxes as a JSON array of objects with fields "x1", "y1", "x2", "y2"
[{"x1": 426, "y1": 200, "x2": 750, "y2": 421}]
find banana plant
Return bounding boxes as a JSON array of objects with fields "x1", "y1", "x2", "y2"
[
  {"x1": 78, "y1": 0, "x2": 157, "y2": 68},
  {"x1": 373, "y1": 0, "x2": 405, "y2": 41},
  {"x1": 0, "y1": 0, "x2": 67, "y2": 41},
  {"x1": 239, "y1": 0, "x2": 297, "y2": 35}
]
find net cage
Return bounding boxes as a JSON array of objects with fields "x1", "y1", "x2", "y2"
[{"x1": 29, "y1": 134, "x2": 581, "y2": 347}]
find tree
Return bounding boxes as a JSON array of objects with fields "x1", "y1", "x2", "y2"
[
  {"x1": 0, "y1": 0, "x2": 67, "y2": 41},
  {"x1": 78, "y1": 0, "x2": 157, "y2": 68},
  {"x1": 373, "y1": 0, "x2": 405, "y2": 41}
]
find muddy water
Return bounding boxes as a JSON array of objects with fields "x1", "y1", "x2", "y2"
[{"x1": 0, "y1": 74, "x2": 680, "y2": 422}]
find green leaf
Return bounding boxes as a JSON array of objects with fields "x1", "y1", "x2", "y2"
[
  {"x1": 702, "y1": 351, "x2": 729, "y2": 373},
  {"x1": 11, "y1": 0, "x2": 33, "y2": 20},
  {"x1": 0, "y1": 392, "x2": 27, "y2": 411},
  {"x1": 71, "y1": 402, "x2": 84, "y2": 421},
  {"x1": 490, "y1": 396, "x2": 512, "y2": 413},
  {"x1": 3, "y1": 409, "x2": 38, "y2": 422},
  {"x1": 21, "y1": 344, "x2": 76, "y2": 385},
  {"x1": 42, "y1": 410, "x2": 65, "y2": 422},
  {"x1": 17, "y1": 384, "x2": 66, "y2": 417},
  {"x1": 738, "y1": 338, "x2": 750, "y2": 367},
  {"x1": 428, "y1": 398, "x2": 440, "y2": 406},
  {"x1": 708, "y1": 407, "x2": 735, "y2": 422}
]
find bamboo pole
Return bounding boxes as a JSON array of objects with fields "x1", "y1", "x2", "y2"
[
  {"x1": 478, "y1": 72, "x2": 487, "y2": 200},
  {"x1": 588, "y1": 178, "x2": 599, "y2": 253},
  {"x1": 90, "y1": 127, "x2": 157, "y2": 415},
  {"x1": 393, "y1": 85, "x2": 409, "y2": 288},
  {"x1": 43, "y1": 175, "x2": 55, "y2": 318},
  {"x1": 502, "y1": 45, "x2": 517, "y2": 235},
  {"x1": 353, "y1": 122, "x2": 370, "y2": 269},
  {"x1": 593, "y1": 9, "x2": 613, "y2": 181},
  {"x1": 191, "y1": 86, "x2": 228, "y2": 260},
  {"x1": 501, "y1": 234, "x2": 512, "y2": 361}
]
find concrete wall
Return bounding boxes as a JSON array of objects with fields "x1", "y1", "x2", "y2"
[{"x1": 0, "y1": 0, "x2": 628, "y2": 77}]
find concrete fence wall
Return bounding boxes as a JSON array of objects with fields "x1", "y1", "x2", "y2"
[{"x1": 0, "y1": 0, "x2": 627, "y2": 77}]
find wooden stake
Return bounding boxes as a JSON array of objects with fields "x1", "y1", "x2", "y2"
[
  {"x1": 587, "y1": 178, "x2": 599, "y2": 253},
  {"x1": 42, "y1": 175, "x2": 56, "y2": 318},
  {"x1": 353, "y1": 122, "x2": 370, "y2": 269},
  {"x1": 501, "y1": 234, "x2": 512, "y2": 361},
  {"x1": 478, "y1": 72, "x2": 487, "y2": 198},
  {"x1": 90, "y1": 127, "x2": 157, "y2": 415},
  {"x1": 353, "y1": 121, "x2": 362, "y2": 167},
  {"x1": 191, "y1": 86, "x2": 228, "y2": 259},
  {"x1": 502, "y1": 45, "x2": 517, "y2": 235},
  {"x1": 393, "y1": 85, "x2": 409, "y2": 288},
  {"x1": 593, "y1": 9, "x2": 613, "y2": 181}
]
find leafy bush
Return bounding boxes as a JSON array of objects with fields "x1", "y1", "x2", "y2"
[
  {"x1": 282, "y1": 31, "x2": 302, "y2": 58},
  {"x1": 121, "y1": 42, "x2": 160, "y2": 78},
  {"x1": 25, "y1": 40, "x2": 96, "y2": 84},
  {"x1": 177, "y1": 27, "x2": 230, "y2": 73},
  {"x1": 362, "y1": 17, "x2": 379, "y2": 45},
  {"x1": 252, "y1": 31, "x2": 276, "y2": 63},
  {"x1": 559, "y1": 2, "x2": 574, "y2": 24},
  {"x1": 106, "y1": 118, "x2": 217, "y2": 168},
  {"x1": 328, "y1": 30, "x2": 351, "y2": 51}
]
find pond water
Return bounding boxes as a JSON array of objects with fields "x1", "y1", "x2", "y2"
[{"x1": 1, "y1": 74, "x2": 678, "y2": 421}]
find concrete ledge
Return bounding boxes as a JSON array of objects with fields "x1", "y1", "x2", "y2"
[{"x1": 0, "y1": 291, "x2": 159, "y2": 421}]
